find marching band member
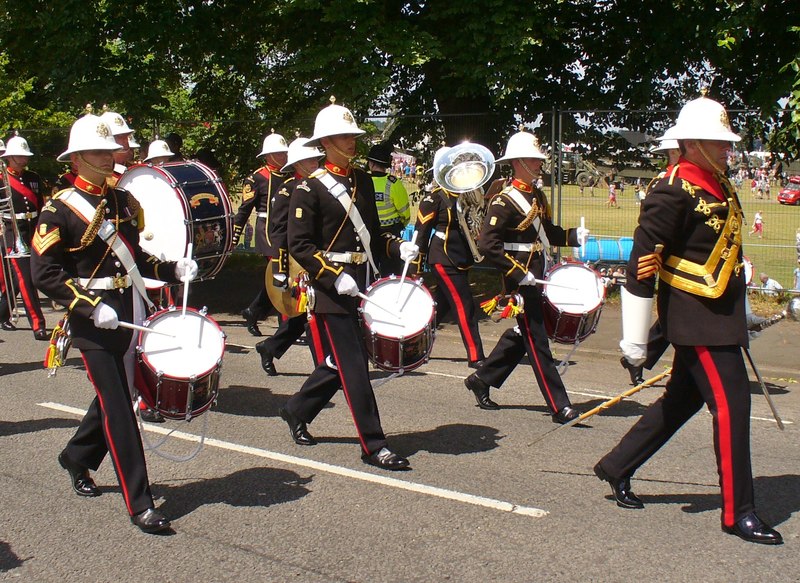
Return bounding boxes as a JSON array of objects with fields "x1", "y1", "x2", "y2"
[
  {"x1": 233, "y1": 130, "x2": 289, "y2": 336},
  {"x1": 31, "y1": 114, "x2": 197, "y2": 533},
  {"x1": 143, "y1": 139, "x2": 175, "y2": 166},
  {"x1": 281, "y1": 98, "x2": 418, "y2": 470},
  {"x1": 99, "y1": 110, "x2": 135, "y2": 186},
  {"x1": 255, "y1": 137, "x2": 325, "y2": 375},
  {"x1": 0, "y1": 135, "x2": 48, "y2": 339},
  {"x1": 412, "y1": 145, "x2": 486, "y2": 368},
  {"x1": 367, "y1": 142, "x2": 410, "y2": 275},
  {"x1": 463, "y1": 131, "x2": 588, "y2": 423},
  {"x1": 594, "y1": 95, "x2": 782, "y2": 545}
]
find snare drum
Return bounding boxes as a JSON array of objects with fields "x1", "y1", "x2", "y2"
[
  {"x1": 541, "y1": 261, "x2": 606, "y2": 344},
  {"x1": 134, "y1": 307, "x2": 226, "y2": 420},
  {"x1": 360, "y1": 276, "x2": 435, "y2": 372},
  {"x1": 117, "y1": 161, "x2": 233, "y2": 285}
]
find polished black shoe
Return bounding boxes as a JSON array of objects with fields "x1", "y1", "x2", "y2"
[
  {"x1": 464, "y1": 374, "x2": 499, "y2": 410},
  {"x1": 723, "y1": 512, "x2": 783, "y2": 545},
  {"x1": 278, "y1": 407, "x2": 316, "y2": 446},
  {"x1": 294, "y1": 336, "x2": 308, "y2": 346},
  {"x1": 34, "y1": 328, "x2": 49, "y2": 341},
  {"x1": 255, "y1": 341, "x2": 277, "y2": 376},
  {"x1": 58, "y1": 451, "x2": 101, "y2": 497},
  {"x1": 241, "y1": 308, "x2": 263, "y2": 337},
  {"x1": 620, "y1": 356, "x2": 644, "y2": 386},
  {"x1": 139, "y1": 407, "x2": 166, "y2": 423},
  {"x1": 594, "y1": 462, "x2": 644, "y2": 509},
  {"x1": 362, "y1": 447, "x2": 410, "y2": 471},
  {"x1": 467, "y1": 359, "x2": 485, "y2": 370},
  {"x1": 552, "y1": 406, "x2": 580, "y2": 425},
  {"x1": 1, "y1": 321, "x2": 15, "y2": 331},
  {"x1": 131, "y1": 507, "x2": 171, "y2": 534}
]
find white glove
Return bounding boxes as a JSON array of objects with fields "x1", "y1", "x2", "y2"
[
  {"x1": 334, "y1": 273, "x2": 359, "y2": 297},
  {"x1": 175, "y1": 258, "x2": 199, "y2": 282},
  {"x1": 519, "y1": 272, "x2": 537, "y2": 286},
  {"x1": 619, "y1": 339, "x2": 647, "y2": 367},
  {"x1": 577, "y1": 226, "x2": 590, "y2": 247},
  {"x1": 90, "y1": 302, "x2": 119, "y2": 330},
  {"x1": 399, "y1": 241, "x2": 419, "y2": 262},
  {"x1": 272, "y1": 273, "x2": 288, "y2": 289}
]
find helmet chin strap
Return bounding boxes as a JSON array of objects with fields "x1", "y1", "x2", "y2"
[
  {"x1": 517, "y1": 158, "x2": 541, "y2": 181},
  {"x1": 696, "y1": 142, "x2": 725, "y2": 175},
  {"x1": 77, "y1": 152, "x2": 114, "y2": 177}
]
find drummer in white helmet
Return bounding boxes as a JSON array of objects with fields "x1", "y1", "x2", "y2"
[
  {"x1": 233, "y1": 129, "x2": 289, "y2": 336},
  {"x1": 281, "y1": 97, "x2": 419, "y2": 470},
  {"x1": 99, "y1": 109, "x2": 135, "y2": 184},
  {"x1": 595, "y1": 94, "x2": 782, "y2": 545},
  {"x1": 30, "y1": 114, "x2": 198, "y2": 534},
  {"x1": 143, "y1": 139, "x2": 175, "y2": 166},
  {"x1": 0, "y1": 134, "x2": 48, "y2": 338},
  {"x1": 464, "y1": 130, "x2": 588, "y2": 422}
]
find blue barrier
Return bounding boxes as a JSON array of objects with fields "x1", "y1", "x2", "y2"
[
  {"x1": 401, "y1": 224, "x2": 415, "y2": 241},
  {"x1": 574, "y1": 236, "x2": 633, "y2": 263}
]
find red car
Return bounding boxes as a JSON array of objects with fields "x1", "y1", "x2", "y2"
[{"x1": 778, "y1": 177, "x2": 800, "y2": 205}]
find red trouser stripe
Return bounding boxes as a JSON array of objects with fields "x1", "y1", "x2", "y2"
[
  {"x1": 695, "y1": 346, "x2": 735, "y2": 527},
  {"x1": 10, "y1": 256, "x2": 43, "y2": 330},
  {"x1": 80, "y1": 353, "x2": 135, "y2": 515},
  {"x1": 321, "y1": 316, "x2": 369, "y2": 453},
  {"x1": 307, "y1": 315, "x2": 324, "y2": 365},
  {"x1": 520, "y1": 315, "x2": 557, "y2": 411},
  {"x1": 434, "y1": 264, "x2": 479, "y2": 361}
]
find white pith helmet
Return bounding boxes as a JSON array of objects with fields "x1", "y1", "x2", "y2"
[
  {"x1": 496, "y1": 131, "x2": 546, "y2": 163},
  {"x1": 0, "y1": 139, "x2": 5, "y2": 154},
  {"x1": 258, "y1": 130, "x2": 289, "y2": 158},
  {"x1": 99, "y1": 111, "x2": 134, "y2": 136},
  {"x1": 281, "y1": 137, "x2": 323, "y2": 172},
  {"x1": 651, "y1": 139, "x2": 679, "y2": 152},
  {"x1": 305, "y1": 97, "x2": 365, "y2": 147},
  {"x1": 1, "y1": 136, "x2": 33, "y2": 157},
  {"x1": 144, "y1": 139, "x2": 175, "y2": 162},
  {"x1": 658, "y1": 96, "x2": 740, "y2": 142},
  {"x1": 57, "y1": 115, "x2": 122, "y2": 162},
  {"x1": 127, "y1": 132, "x2": 141, "y2": 149}
]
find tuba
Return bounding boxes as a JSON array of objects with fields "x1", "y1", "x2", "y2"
[{"x1": 433, "y1": 142, "x2": 495, "y2": 263}]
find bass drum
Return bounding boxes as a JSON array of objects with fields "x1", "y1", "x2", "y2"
[
  {"x1": 541, "y1": 260, "x2": 606, "y2": 344},
  {"x1": 117, "y1": 161, "x2": 233, "y2": 285},
  {"x1": 134, "y1": 307, "x2": 226, "y2": 421}
]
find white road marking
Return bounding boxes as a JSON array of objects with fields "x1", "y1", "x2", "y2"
[{"x1": 39, "y1": 402, "x2": 548, "y2": 518}]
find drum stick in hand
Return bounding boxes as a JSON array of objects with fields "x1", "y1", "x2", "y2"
[
  {"x1": 118, "y1": 321, "x2": 176, "y2": 338},
  {"x1": 396, "y1": 230, "x2": 419, "y2": 303},
  {"x1": 181, "y1": 243, "x2": 193, "y2": 319}
]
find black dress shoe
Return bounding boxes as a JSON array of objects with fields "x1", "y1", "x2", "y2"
[
  {"x1": 255, "y1": 341, "x2": 277, "y2": 376},
  {"x1": 594, "y1": 462, "x2": 644, "y2": 509},
  {"x1": 278, "y1": 407, "x2": 316, "y2": 446},
  {"x1": 620, "y1": 356, "x2": 644, "y2": 386},
  {"x1": 552, "y1": 406, "x2": 580, "y2": 424},
  {"x1": 468, "y1": 359, "x2": 485, "y2": 370},
  {"x1": 723, "y1": 512, "x2": 783, "y2": 545},
  {"x1": 1, "y1": 321, "x2": 15, "y2": 331},
  {"x1": 241, "y1": 308, "x2": 262, "y2": 337},
  {"x1": 139, "y1": 407, "x2": 166, "y2": 423},
  {"x1": 294, "y1": 336, "x2": 308, "y2": 346},
  {"x1": 464, "y1": 374, "x2": 499, "y2": 410},
  {"x1": 58, "y1": 451, "x2": 101, "y2": 497},
  {"x1": 34, "y1": 329, "x2": 49, "y2": 341},
  {"x1": 362, "y1": 447, "x2": 410, "y2": 471},
  {"x1": 131, "y1": 508, "x2": 171, "y2": 534}
]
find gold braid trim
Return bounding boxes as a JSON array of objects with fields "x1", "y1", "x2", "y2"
[
  {"x1": 67, "y1": 199, "x2": 107, "y2": 252},
  {"x1": 515, "y1": 198, "x2": 541, "y2": 231}
]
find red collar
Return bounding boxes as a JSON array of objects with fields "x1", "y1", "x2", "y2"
[
  {"x1": 294, "y1": 172, "x2": 303, "y2": 180},
  {"x1": 74, "y1": 175, "x2": 107, "y2": 196},
  {"x1": 264, "y1": 163, "x2": 281, "y2": 173},
  {"x1": 511, "y1": 178, "x2": 532, "y2": 193},
  {"x1": 674, "y1": 158, "x2": 725, "y2": 201},
  {"x1": 6, "y1": 166, "x2": 20, "y2": 177},
  {"x1": 325, "y1": 161, "x2": 349, "y2": 177}
]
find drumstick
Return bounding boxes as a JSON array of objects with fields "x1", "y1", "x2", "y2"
[
  {"x1": 534, "y1": 278, "x2": 579, "y2": 290},
  {"x1": 118, "y1": 321, "x2": 176, "y2": 338},
  {"x1": 357, "y1": 293, "x2": 403, "y2": 320},
  {"x1": 396, "y1": 230, "x2": 419, "y2": 303},
  {"x1": 580, "y1": 216, "x2": 585, "y2": 259},
  {"x1": 181, "y1": 243, "x2": 193, "y2": 319}
]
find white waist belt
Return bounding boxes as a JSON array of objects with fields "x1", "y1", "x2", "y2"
[
  {"x1": 76, "y1": 275, "x2": 133, "y2": 290},
  {"x1": 434, "y1": 230, "x2": 446, "y2": 240},
  {"x1": 256, "y1": 212, "x2": 269, "y2": 218},
  {"x1": 2, "y1": 211, "x2": 38, "y2": 220},
  {"x1": 324, "y1": 251, "x2": 368, "y2": 264},
  {"x1": 504, "y1": 242, "x2": 533, "y2": 251}
]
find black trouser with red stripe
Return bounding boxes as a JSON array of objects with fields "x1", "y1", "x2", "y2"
[
  {"x1": 64, "y1": 349, "x2": 154, "y2": 517},
  {"x1": 431, "y1": 264, "x2": 484, "y2": 363},
  {"x1": 474, "y1": 286, "x2": 571, "y2": 413},
  {"x1": 0, "y1": 252, "x2": 45, "y2": 332},
  {"x1": 597, "y1": 344, "x2": 754, "y2": 527},
  {"x1": 284, "y1": 312, "x2": 387, "y2": 455}
]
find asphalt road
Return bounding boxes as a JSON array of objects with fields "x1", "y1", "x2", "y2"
[{"x1": 1, "y1": 300, "x2": 798, "y2": 582}]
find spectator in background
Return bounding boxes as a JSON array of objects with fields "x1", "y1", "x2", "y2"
[
  {"x1": 749, "y1": 210, "x2": 763, "y2": 238},
  {"x1": 759, "y1": 272, "x2": 783, "y2": 297},
  {"x1": 793, "y1": 259, "x2": 800, "y2": 291},
  {"x1": 795, "y1": 228, "x2": 800, "y2": 260},
  {"x1": 606, "y1": 181, "x2": 618, "y2": 207}
]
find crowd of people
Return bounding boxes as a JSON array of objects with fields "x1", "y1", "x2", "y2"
[{"x1": 0, "y1": 94, "x2": 791, "y2": 546}]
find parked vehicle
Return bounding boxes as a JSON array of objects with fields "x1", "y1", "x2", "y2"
[{"x1": 778, "y1": 176, "x2": 800, "y2": 205}]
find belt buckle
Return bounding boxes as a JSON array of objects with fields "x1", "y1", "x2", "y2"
[
  {"x1": 112, "y1": 275, "x2": 127, "y2": 289},
  {"x1": 351, "y1": 252, "x2": 364, "y2": 264}
]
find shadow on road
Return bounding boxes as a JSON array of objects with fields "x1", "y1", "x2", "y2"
[
  {"x1": 0, "y1": 417, "x2": 79, "y2": 437},
  {"x1": 215, "y1": 385, "x2": 334, "y2": 418},
  {"x1": 0, "y1": 540, "x2": 25, "y2": 573},
  {"x1": 390, "y1": 423, "x2": 503, "y2": 456}
]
